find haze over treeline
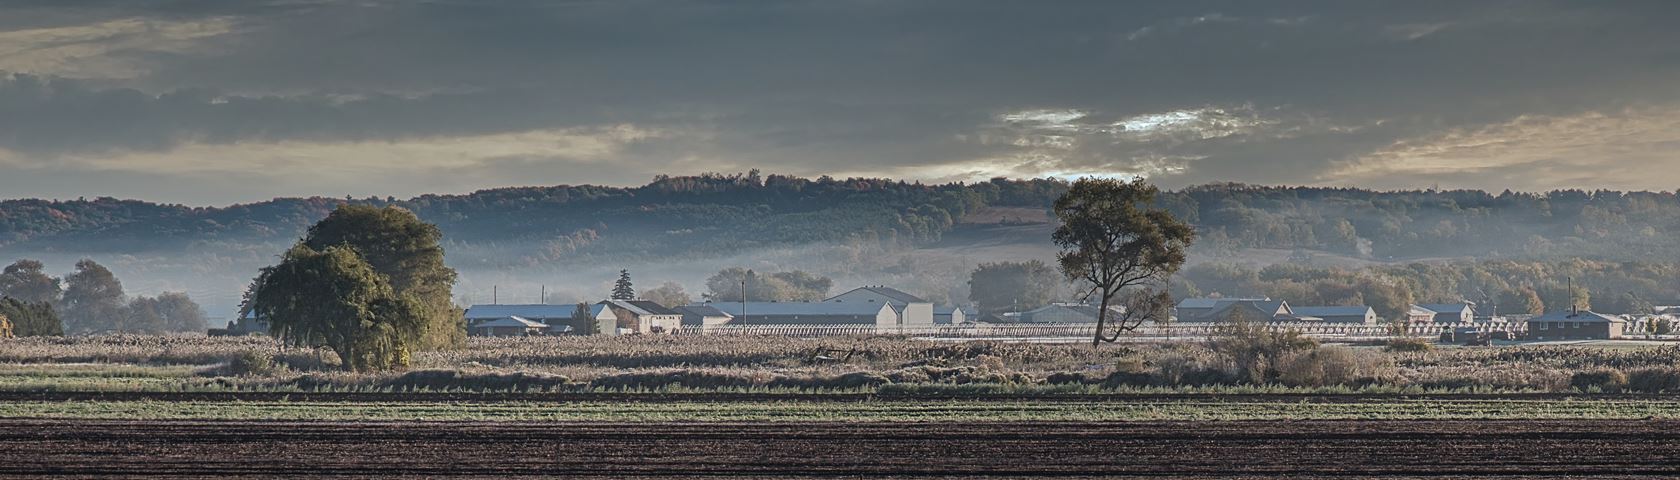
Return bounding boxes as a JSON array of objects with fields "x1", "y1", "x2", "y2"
[{"x1": 2, "y1": 172, "x2": 1679, "y2": 318}]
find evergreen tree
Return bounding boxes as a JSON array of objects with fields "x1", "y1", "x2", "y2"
[
  {"x1": 611, "y1": 269, "x2": 635, "y2": 300},
  {"x1": 572, "y1": 302, "x2": 596, "y2": 335}
]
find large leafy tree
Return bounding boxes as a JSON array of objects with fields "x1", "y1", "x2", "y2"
[
  {"x1": 0, "y1": 297, "x2": 60, "y2": 336},
  {"x1": 968, "y1": 260, "x2": 1063, "y2": 314},
  {"x1": 300, "y1": 205, "x2": 461, "y2": 349},
  {"x1": 59, "y1": 259, "x2": 126, "y2": 334},
  {"x1": 251, "y1": 245, "x2": 426, "y2": 371},
  {"x1": 642, "y1": 281, "x2": 690, "y2": 308},
  {"x1": 0, "y1": 260, "x2": 62, "y2": 304},
  {"x1": 121, "y1": 292, "x2": 208, "y2": 334},
  {"x1": 704, "y1": 268, "x2": 832, "y2": 302},
  {"x1": 1052, "y1": 179, "x2": 1195, "y2": 346}
]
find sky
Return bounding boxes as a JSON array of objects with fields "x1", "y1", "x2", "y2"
[{"x1": 1, "y1": 0, "x2": 1678, "y2": 205}]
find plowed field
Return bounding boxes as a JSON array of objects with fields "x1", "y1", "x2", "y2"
[{"x1": 3, "y1": 419, "x2": 1677, "y2": 478}]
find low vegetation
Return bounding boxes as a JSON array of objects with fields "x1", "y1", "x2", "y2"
[{"x1": 8, "y1": 334, "x2": 1680, "y2": 395}]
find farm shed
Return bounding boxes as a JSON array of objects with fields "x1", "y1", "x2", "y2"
[
  {"x1": 826, "y1": 286, "x2": 935, "y2": 326},
  {"x1": 1292, "y1": 306, "x2": 1379, "y2": 325},
  {"x1": 701, "y1": 301, "x2": 898, "y2": 327},
  {"x1": 469, "y1": 316, "x2": 551, "y2": 337}
]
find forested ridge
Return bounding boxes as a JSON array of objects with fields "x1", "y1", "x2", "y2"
[{"x1": 2, "y1": 173, "x2": 1678, "y2": 266}]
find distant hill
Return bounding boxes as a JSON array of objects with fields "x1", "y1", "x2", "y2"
[{"x1": 3, "y1": 173, "x2": 1678, "y2": 317}]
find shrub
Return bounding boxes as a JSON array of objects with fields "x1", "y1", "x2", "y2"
[
  {"x1": 227, "y1": 350, "x2": 279, "y2": 377},
  {"x1": 385, "y1": 369, "x2": 572, "y2": 392},
  {"x1": 1384, "y1": 337, "x2": 1435, "y2": 353},
  {"x1": 1569, "y1": 369, "x2": 1628, "y2": 393},
  {"x1": 1626, "y1": 367, "x2": 1680, "y2": 393},
  {"x1": 1209, "y1": 315, "x2": 1319, "y2": 384}
]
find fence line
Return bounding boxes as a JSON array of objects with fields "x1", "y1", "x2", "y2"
[{"x1": 675, "y1": 321, "x2": 1526, "y2": 339}]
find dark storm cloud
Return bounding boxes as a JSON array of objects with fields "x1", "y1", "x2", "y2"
[{"x1": 2, "y1": 0, "x2": 1679, "y2": 202}]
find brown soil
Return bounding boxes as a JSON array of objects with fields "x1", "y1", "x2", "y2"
[{"x1": 2, "y1": 419, "x2": 1676, "y2": 478}]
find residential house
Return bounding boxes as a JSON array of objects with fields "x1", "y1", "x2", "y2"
[
  {"x1": 702, "y1": 301, "x2": 899, "y2": 327},
  {"x1": 1414, "y1": 303, "x2": 1476, "y2": 324},
  {"x1": 1526, "y1": 310, "x2": 1626, "y2": 340},
  {"x1": 599, "y1": 300, "x2": 683, "y2": 334},
  {"x1": 1291, "y1": 306, "x2": 1379, "y2": 325},
  {"x1": 826, "y1": 286, "x2": 934, "y2": 326},
  {"x1": 674, "y1": 305, "x2": 734, "y2": 331},
  {"x1": 468, "y1": 316, "x2": 551, "y2": 337}
]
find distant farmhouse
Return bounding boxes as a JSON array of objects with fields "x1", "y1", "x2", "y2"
[
  {"x1": 1526, "y1": 310, "x2": 1626, "y2": 340},
  {"x1": 1413, "y1": 303, "x2": 1476, "y2": 324},
  {"x1": 210, "y1": 310, "x2": 271, "y2": 336},
  {"x1": 598, "y1": 299, "x2": 683, "y2": 334}
]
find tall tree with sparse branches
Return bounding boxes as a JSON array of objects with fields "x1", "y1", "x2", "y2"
[{"x1": 1052, "y1": 178, "x2": 1195, "y2": 347}]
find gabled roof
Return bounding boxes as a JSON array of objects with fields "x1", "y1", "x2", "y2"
[
  {"x1": 1409, "y1": 305, "x2": 1438, "y2": 315},
  {"x1": 600, "y1": 299, "x2": 679, "y2": 316},
  {"x1": 701, "y1": 301, "x2": 892, "y2": 317},
  {"x1": 1528, "y1": 310, "x2": 1624, "y2": 323},
  {"x1": 934, "y1": 305, "x2": 973, "y2": 315},
  {"x1": 1177, "y1": 297, "x2": 1269, "y2": 309},
  {"x1": 674, "y1": 305, "x2": 732, "y2": 318},
  {"x1": 1417, "y1": 303, "x2": 1474, "y2": 315},
  {"x1": 827, "y1": 286, "x2": 928, "y2": 304},
  {"x1": 469, "y1": 316, "x2": 551, "y2": 329},
  {"x1": 465, "y1": 304, "x2": 576, "y2": 319},
  {"x1": 1292, "y1": 306, "x2": 1374, "y2": 317}
]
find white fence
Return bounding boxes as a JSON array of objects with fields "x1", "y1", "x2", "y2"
[{"x1": 675, "y1": 321, "x2": 1525, "y2": 340}]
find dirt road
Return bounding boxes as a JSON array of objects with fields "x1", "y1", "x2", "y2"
[{"x1": 3, "y1": 419, "x2": 1676, "y2": 478}]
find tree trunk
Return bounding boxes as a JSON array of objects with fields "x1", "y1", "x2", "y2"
[{"x1": 1091, "y1": 292, "x2": 1110, "y2": 348}]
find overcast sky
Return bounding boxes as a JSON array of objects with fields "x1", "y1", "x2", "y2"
[{"x1": 1, "y1": 0, "x2": 1677, "y2": 205}]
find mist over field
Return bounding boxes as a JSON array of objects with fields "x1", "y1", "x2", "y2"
[{"x1": 4, "y1": 173, "x2": 1680, "y2": 320}]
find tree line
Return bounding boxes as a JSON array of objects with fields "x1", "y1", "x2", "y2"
[{"x1": 0, "y1": 258, "x2": 206, "y2": 335}]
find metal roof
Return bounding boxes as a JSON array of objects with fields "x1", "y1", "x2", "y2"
[
  {"x1": 827, "y1": 286, "x2": 928, "y2": 304},
  {"x1": 1177, "y1": 297, "x2": 1268, "y2": 309},
  {"x1": 1417, "y1": 303, "x2": 1474, "y2": 314},
  {"x1": 700, "y1": 301, "x2": 892, "y2": 316},
  {"x1": 674, "y1": 305, "x2": 732, "y2": 318},
  {"x1": 465, "y1": 304, "x2": 576, "y2": 319},
  {"x1": 600, "y1": 299, "x2": 679, "y2": 316},
  {"x1": 1292, "y1": 306, "x2": 1374, "y2": 317},
  {"x1": 469, "y1": 316, "x2": 551, "y2": 329},
  {"x1": 1527, "y1": 310, "x2": 1624, "y2": 323}
]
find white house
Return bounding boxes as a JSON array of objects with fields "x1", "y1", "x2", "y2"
[{"x1": 598, "y1": 300, "x2": 683, "y2": 334}]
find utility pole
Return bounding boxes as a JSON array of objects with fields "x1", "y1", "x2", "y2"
[
  {"x1": 541, "y1": 285, "x2": 546, "y2": 304},
  {"x1": 493, "y1": 285, "x2": 498, "y2": 305},
  {"x1": 740, "y1": 278, "x2": 747, "y2": 324}
]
